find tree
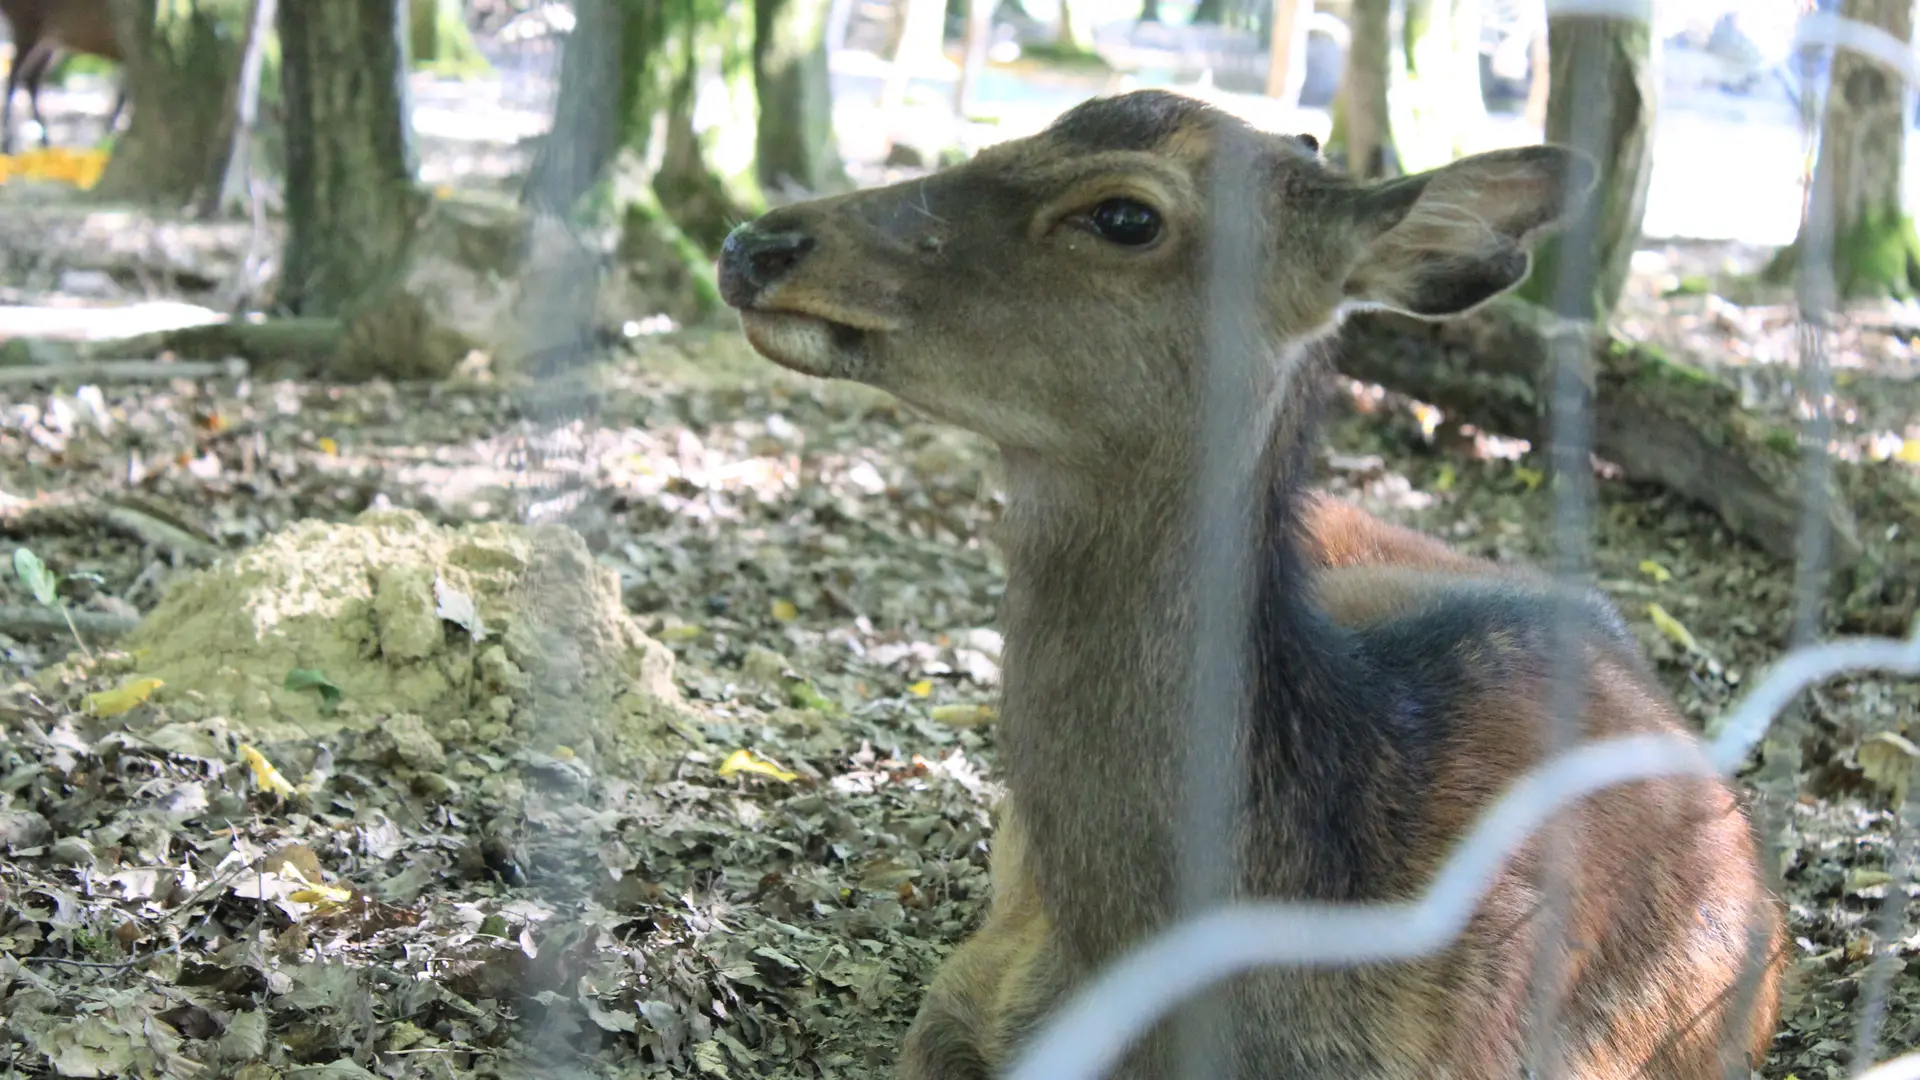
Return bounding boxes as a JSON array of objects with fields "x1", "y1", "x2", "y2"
[
  {"x1": 755, "y1": 0, "x2": 850, "y2": 195},
  {"x1": 1139, "y1": 0, "x2": 1162, "y2": 22},
  {"x1": 277, "y1": 0, "x2": 422, "y2": 318},
  {"x1": 1055, "y1": 0, "x2": 1095, "y2": 54},
  {"x1": 1264, "y1": 0, "x2": 1308, "y2": 103},
  {"x1": 1329, "y1": 0, "x2": 1392, "y2": 179},
  {"x1": 1388, "y1": 0, "x2": 1486, "y2": 173},
  {"x1": 92, "y1": 0, "x2": 248, "y2": 203},
  {"x1": 1514, "y1": 11, "x2": 1655, "y2": 322},
  {"x1": 1766, "y1": 0, "x2": 1920, "y2": 300}
]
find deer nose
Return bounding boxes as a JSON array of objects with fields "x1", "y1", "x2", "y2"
[{"x1": 717, "y1": 225, "x2": 816, "y2": 308}]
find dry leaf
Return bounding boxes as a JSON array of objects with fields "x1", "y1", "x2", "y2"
[
  {"x1": 1637, "y1": 559, "x2": 1672, "y2": 583},
  {"x1": 1858, "y1": 730, "x2": 1920, "y2": 805},
  {"x1": 1646, "y1": 603, "x2": 1702, "y2": 655},
  {"x1": 84, "y1": 677, "x2": 164, "y2": 718},
  {"x1": 239, "y1": 743, "x2": 298, "y2": 797}
]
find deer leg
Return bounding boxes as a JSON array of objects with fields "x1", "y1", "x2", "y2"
[{"x1": 16, "y1": 40, "x2": 58, "y2": 149}]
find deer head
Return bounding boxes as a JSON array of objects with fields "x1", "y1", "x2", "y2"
[{"x1": 718, "y1": 89, "x2": 1593, "y2": 471}]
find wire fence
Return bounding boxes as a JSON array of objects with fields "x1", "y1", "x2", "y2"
[{"x1": 503, "y1": 0, "x2": 1920, "y2": 1077}]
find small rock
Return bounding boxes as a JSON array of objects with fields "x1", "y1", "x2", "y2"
[{"x1": 0, "y1": 809, "x2": 52, "y2": 851}]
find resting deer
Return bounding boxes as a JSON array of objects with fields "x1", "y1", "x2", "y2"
[{"x1": 718, "y1": 89, "x2": 1785, "y2": 1079}]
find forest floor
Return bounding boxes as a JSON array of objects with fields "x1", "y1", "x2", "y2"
[{"x1": 2, "y1": 36, "x2": 1920, "y2": 1080}]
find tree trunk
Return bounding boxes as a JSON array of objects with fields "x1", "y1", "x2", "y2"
[
  {"x1": 1515, "y1": 14, "x2": 1655, "y2": 322},
  {"x1": 1140, "y1": 0, "x2": 1162, "y2": 22},
  {"x1": 755, "y1": 0, "x2": 850, "y2": 195},
  {"x1": 277, "y1": 0, "x2": 423, "y2": 317},
  {"x1": 410, "y1": 0, "x2": 490, "y2": 76},
  {"x1": 1330, "y1": 0, "x2": 1392, "y2": 179},
  {"x1": 1055, "y1": 0, "x2": 1094, "y2": 54},
  {"x1": 956, "y1": 0, "x2": 995, "y2": 117},
  {"x1": 1388, "y1": 0, "x2": 1485, "y2": 172},
  {"x1": 1766, "y1": 0, "x2": 1920, "y2": 301},
  {"x1": 1264, "y1": 0, "x2": 1307, "y2": 103},
  {"x1": 205, "y1": 0, "x2": 278, "y2": 219},
  {"x1": 1522, "y1": 23, "x2": 1549, "y2": 129},
  {"x1": 1192, "y1": 0, "x2": 1228, "y2": 24},
  {"x1": 880, "y1": 0, "x2": 947, "y2": 115},
  {"x1": 91, "y1": 0, "x2": 246, "y2": 204}
]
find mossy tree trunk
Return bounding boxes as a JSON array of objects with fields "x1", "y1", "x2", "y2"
[
  {"x1": 92, "y1": 0, "x2": 247, "y2": 204},
  {"x1": 755, "y1": 0, "x2": 849, "y2": 195},
  {"x1": 1766, "y1": 0, "x2": 1920, "y2": 301},
  {"x1": 1386, "y1": 0, "x2": 1485, "y2": 173},
  {"x1": 524, "y1": 0, "x2": 763, "y2": 321},
  {"x1": 1329, "y1": 0, "x2": 1392, "y2": 179},
  {"x1": 278, "y1": 0, "x2": 423, "y2": 317},
  {"x1": 1515, "y1": 13, "x2": 1654, "y2": 322}
]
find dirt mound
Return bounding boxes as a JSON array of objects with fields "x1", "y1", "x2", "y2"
[{"x1": 111, "y1": 508, "x2": 680, "y2": 765}]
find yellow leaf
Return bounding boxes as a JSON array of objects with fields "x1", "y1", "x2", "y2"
[
  {"x1": 1637, "y1": 559, "x2": 1672, "y2": 583},
  {"x1": 717, "y1": 748, "x2": 798, "y2": 783},
  {"x1": 288, "y1": 885, "x2": 355, "y2": 906},
  {"x1": 1434, "y1": 463, "x2": 1455, "y2": 492},
  {"x1": 239, "y1": 743, "x2": 298, "y2": 797},
  {"x1": 1646, "y1": 603, "x2": 1701, "y2": 655},
  {"x1": 553, "y1": 745, "x2": 575, "y2": 761},
  {"x1": 1512, "y1": 465, "x2": 1544, "y2": 491},
  {"x1": 908, "y1": 679, "x2": 933, "y2": 698},
  {"x1": 929, "y1": 703, "x2": 997, "y2": 727},
  {"x1": 317, "y1": 437, "x2": 338, "y2": 456},
  {"x1": 658, "y1": 623, "x2": 702, "y2": 641},
  {"x1": 84, "y1": 677, "x2": 164, "y2": 717},
  {"x1": 1897, "y1": 438, "x2": 1920, "y2": 464},
  {"x1": 770, "y1": 598, "x2": 799, "y2": 622}
]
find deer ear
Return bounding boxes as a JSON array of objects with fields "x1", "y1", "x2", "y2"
[{"x1": 1338, "y1": 146, "x2": 1597, "y2": 318}]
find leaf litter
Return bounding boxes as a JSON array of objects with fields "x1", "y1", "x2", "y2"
[{"x1": 0, "y1": 243, "x2": 1915, "y2": 1079}]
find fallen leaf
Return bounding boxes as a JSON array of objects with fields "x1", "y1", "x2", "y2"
[
  {"x1": 84, "y1": 677, "x2": 164, "y2": 717},
  {"x1": 929, "y1": 703, "x2": 997, "y2": 727},
  {"x1": 717, "y1": 748, "x2": 798, "y2": 783},
  {"x1": 770, "y1": 598, "x2": 799, "y2": 622},
  {"x1": 1858, "y1": 730, "x2": 1920, "y2": 805},
  {"x1": 1637, "y1": 559, "x2": 1672, "y2": 583},
  {"x1": 1646, "y1": 603, "x2": 1702, "y2": 655},
  {"x1": 908, "y1": 679, "x2": 933, "y2": 698},
  {"x1": 239, "y1": 744, "x2": 298, "y2": 797}
]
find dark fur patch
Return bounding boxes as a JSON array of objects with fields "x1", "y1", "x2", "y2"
[
  {"x1": 1248, "y1": 457, "x2": 1639, "y2": 901},
  {"x1": 1045, "y1": 89, "x2": 1219, "y2": 154},
  {"x1": 1398, "y1": 250, "x2": 1533, "y2": 316}
]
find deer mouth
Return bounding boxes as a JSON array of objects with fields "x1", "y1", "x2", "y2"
[{"x1": 735, "y1": 304, "x2": 892, "y2": 380}]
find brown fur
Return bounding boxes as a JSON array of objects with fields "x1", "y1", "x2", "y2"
[
  {"x1": 717, "y1": 89, "x2": 1785, "y2": 1079},
  {"x1": 1, "y1": 0, "x2": 123, "y2": 155}
]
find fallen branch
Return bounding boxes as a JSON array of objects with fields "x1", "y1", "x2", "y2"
[
  {"x1": 1334, "y1": 297, "x2": 1865, "y2": 570},
  {"x1": 0, "y1": 606, "x2": 139, "y2": 640},
  {"x1": 0, "y1": 358, "x2": 249, "y2": 386}
]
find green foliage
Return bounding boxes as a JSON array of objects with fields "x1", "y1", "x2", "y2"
[
  {"x1": 13, "y1": 548, "x2": 58, "y2": 607},
  {"x1": 1763, "y1": 204, "x2": 1920, "y2": 301}
]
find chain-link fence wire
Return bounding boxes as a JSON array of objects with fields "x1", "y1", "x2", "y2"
[{"x1": 494, "y1": 0, "x2": 1920, "y2": 1075}]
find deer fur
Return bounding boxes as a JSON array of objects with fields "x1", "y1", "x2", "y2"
[{"x1": 717, "y1": 89, "x2": 1785, "y2": 1079}]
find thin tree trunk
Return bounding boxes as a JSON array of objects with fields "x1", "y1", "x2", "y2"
[
  {"x1": 1388, "y1": 0, "x2": 1485, "y2": 172},
  {"x1": 1264, "y1": 0, "x2": 1307, "y2": 103},
  {"x1": 1055, "y1": 0, "x2": 1094, "y2": 53},
  {"x1": 755, "y1": 0, "x2": 849, "y2": 195},
  {"x1": 1523, "y1": 22, "x2": 1549, "y2": 129},
  {"x1": 277, "y1": 0, "x2": 422, "y2": 316},
  {"x1": 881, "y1": 0, "x2": 946, "y2": 114},
  {"x1": 1515, "y1": 14, "x2": 1654, "y2": 322},
  {"x1": 1330, "y1": 0, "x2": 1391, "y2": 179},
  {"x1": 206, "y1": 0, "x2": 277, "y2": 218},
  {"x1": 956, "y1": 0, "x2": 995, "y2": 116},
  {"x1": 1766, "y1": 0, "x2": 1920, "y2": 300}
]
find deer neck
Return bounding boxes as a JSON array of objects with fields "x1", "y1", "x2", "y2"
[{"x1": 990, "y1": 384, "x2": 1365, "y2": 965}]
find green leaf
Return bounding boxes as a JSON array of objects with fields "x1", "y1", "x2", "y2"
[
  {"x1": 12, "y1": 548, "x2": 58, "y2": 607},
  {"x1": 284, "y1": 668, "x2": 344, "y2": 712}
]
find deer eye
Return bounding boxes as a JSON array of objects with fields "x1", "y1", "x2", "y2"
[{"x1": 1085, "y1": 198, "x2": 1162, "y2": 247}]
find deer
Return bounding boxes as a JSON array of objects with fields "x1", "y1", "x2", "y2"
[
  {"x1": 1, "y1": 0, "x2": 125, "y2": 156},
  {"x1": 717, "y1": 89, "x2": 1786, "y2": 1079}
]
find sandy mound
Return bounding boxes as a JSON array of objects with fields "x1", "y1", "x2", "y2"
[{"x1": 111, "y1": 508, "x2": 680, "y2": 766}]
